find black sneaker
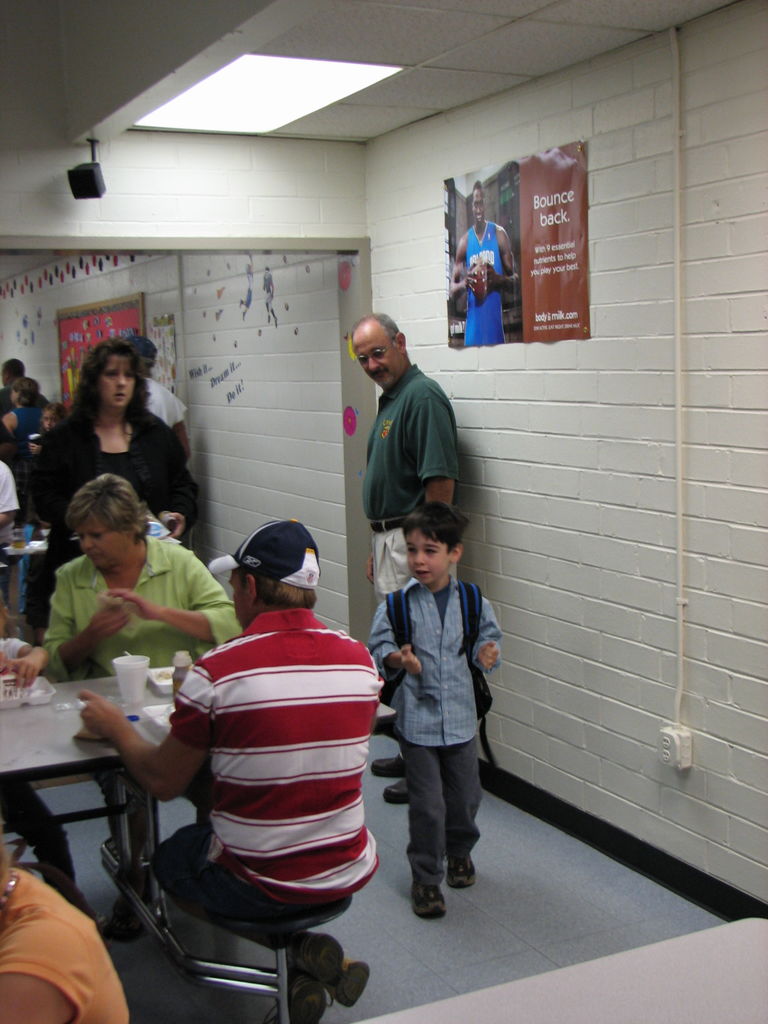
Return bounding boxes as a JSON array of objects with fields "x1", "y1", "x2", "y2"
[
  {"x1": 291, "y1": 931, "x2": 343, "y2": 984},
  {"x1": 291, "y1": 932, "x2": 369, "y2": 1007},
  {"x1": 446, "y1": 855, "x2": 476, "y2": 888},
  {"x1": 411, "y1": 883, "x2": 446, "y2": 918},
  {"x1": 288, "y1": 970, "x2": 327, "y2": 1024},
  {"x1": 330, "y1": 959, "x2": 370, "y2": 1007}
]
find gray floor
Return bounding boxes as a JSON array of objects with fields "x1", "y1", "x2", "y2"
[{"x1": 28, "y1": 734, "x2": 721, "y2": 1023}]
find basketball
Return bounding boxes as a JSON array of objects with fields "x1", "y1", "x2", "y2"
[{"x1": 469, "y1": 263, "x2": 488, "y2": 303}]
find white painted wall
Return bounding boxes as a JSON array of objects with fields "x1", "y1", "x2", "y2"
[
  {"x1": 0, "y1": 0, "x2": 764, "y2": 903},
  {"x1": 0, "y1": 250, "x2": 349, "y2": 630}
]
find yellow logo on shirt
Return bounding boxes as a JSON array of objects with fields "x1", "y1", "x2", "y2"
[{"x1": 380, "y1": 418, "x2": 392, "y2": 439}]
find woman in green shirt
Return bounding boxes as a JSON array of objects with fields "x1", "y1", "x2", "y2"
[{"x1": 45, "y1": 474, "x2": 238, "y2": 681}]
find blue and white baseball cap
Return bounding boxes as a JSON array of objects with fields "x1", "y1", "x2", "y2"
[
  {"x1": 129, "y1": 335, "x2": 158, "y2": 362},
  {"x1": 208, "y1": 520, "x2": 320, "y2": 589}
]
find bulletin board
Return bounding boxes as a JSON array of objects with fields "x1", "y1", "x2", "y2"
[{"x1": 57, "y1": 292, "x2": 144, "y2": 405}]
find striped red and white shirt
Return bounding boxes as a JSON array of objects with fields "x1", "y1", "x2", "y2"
[{"x1": 170, "y1": 608, "x2": 381, "y2": 904}]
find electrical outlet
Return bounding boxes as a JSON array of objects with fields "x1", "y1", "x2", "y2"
[{"x1": 658, "y1": 725, "x2": 692, "y2": 770}]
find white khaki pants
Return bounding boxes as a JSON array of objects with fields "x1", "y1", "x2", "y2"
[{"x1": 372, "y1": 527, "x2": 410, "y2": 603}]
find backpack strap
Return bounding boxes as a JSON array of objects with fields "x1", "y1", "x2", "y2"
[
  {"x1": 385, "y1": 587, "x2": 412, "y2": 650},
  {"x1": 457, "y1": 581, "x2": 497, "y2": 769},
  {"x1": 457, "y1": 580, "x2": 481, "y2": 653},
  {"x1": 381, "y1": 588, "x2": 412, "y2": 706}
]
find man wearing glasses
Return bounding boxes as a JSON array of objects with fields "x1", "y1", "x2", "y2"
[{"x1": 352, "y1": 314, "x2": 458, "y2": 801}]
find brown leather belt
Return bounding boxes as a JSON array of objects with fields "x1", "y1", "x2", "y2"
[{"x1": 370, "y1": 517, "x2": 406, "y2": 533}]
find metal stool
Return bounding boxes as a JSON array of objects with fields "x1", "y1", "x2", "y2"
[
  {"x1": 188, "y1": 898, "x2": 353, "y2": 1023},
  {"x1": 100, "y1": 774, "x2": 353, "y2": 1023}
]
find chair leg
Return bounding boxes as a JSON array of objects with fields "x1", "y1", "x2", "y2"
[{"x1": 275, "y1": 944, "x2": 290, "y2": 1024}]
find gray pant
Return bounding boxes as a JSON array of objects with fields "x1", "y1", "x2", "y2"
[{"x1": 402, "y1": 737, "x2": 481, "y2": 885}]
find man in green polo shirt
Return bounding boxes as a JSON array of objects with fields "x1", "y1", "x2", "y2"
[{"x1": 352, "y1": 313, "x2": 458, "y2": 800}]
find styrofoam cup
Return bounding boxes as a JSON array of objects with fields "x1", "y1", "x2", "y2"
[{"x1": 113, "y1": 655, "x2": 150, "y2": 707}]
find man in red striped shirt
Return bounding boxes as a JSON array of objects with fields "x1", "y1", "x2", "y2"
[{"x1": 80, "y1": 520, "x2": 380, "y2": 1020}]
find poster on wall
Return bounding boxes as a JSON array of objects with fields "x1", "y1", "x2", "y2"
[
  {"x1": 445, "y1": 141, "x2": 589, "y2": 347},
  {"x1": 57, "y1": 292, "x2": 144, "y2": 405},
  {"x1": 149, "y1": 314, "x2": 178, "y2": 393}
]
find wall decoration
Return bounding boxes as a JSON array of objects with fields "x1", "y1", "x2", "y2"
[
  {"x1": 519, "y1": 141, "x2": 590, "y2": 343},
  {"x1": 263, "y1": 266, "x2": 278, "y2": 327},
  {"x1": 149, "y1": 314, "x2": 178, "y2": 392},
  {"x1": 343, "y1": 405, "x2": 358, "y2": 436},
  {"x1": 239, "y1": 257, "x2": 254, "y2": 319},
  {"x1": 57, "y1": 292, "x2": 144, "y2": 405},
  {"x1": 0, "y1": 253, "x2": 150, "y2": 300},
  {"x1": 338, "y1": 260, "x2": 352, "y2": 291},
  {"x1": 445, "y1": 141, "x2": 589, "y2": 346}
]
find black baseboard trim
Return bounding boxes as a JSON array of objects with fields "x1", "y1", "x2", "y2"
[{"x1": 479, "y1": 760, "x2": 768, "y2": 922}]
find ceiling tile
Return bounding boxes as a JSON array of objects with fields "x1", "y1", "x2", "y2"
[
  {"x1": 352, "y1": 0, "x2": 555, "y2": 14},
  {"x1": 539, "y1": 0, "x2": 736, "y2": 32},
  {"x1": 276, "y1": 102, "x2": 439, "y2": 140},
  {"x1": 341, "y1": 66, "x2": 529, "y2": 109},
  {"x1": 256, "y1": 1, "x2": 510, "y2": 66},
  {"x1": 426, "y1": 19, "x2": 644, "y2": 75}
]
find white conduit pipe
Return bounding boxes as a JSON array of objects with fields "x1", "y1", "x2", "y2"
[{"x1": 670, "y1": 27, "x2": 687, "y2": 726}]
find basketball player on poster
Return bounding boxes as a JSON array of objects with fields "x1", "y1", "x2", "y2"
[{"x1": 450, "y1": 180, "x2": 518, "y2": 346}]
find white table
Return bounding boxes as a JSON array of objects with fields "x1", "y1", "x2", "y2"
[
  {"x1": 0, "y1": 678, "x2": 122, "y2": 782},
  {"x1": 0, "y1": 677, "x2": 170, "y2": 824},
  {"x1": 357, "y1": 917, "x2": 768, "y2": 1024},
  {"x1": 0, "y1": 677, "x2": 172, "y2": 778}
]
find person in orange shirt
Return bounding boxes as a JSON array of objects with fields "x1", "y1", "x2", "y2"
[{"x1": 0, "y1": 823, "x2": 129, "y2": 1024}]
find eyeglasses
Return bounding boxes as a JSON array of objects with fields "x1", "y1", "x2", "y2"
[{"x1": 356, "y1": 344, "x2": 393, "y2": 366}]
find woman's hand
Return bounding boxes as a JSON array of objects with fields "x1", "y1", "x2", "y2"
[
  {"x1": 476, "y1": 642, "x2": 500, "y2": 671},
  {"x1": 160, "y1": 512, "x2": 186, "y2": 539},
  {"x1": 87, "y1": 602, "x2": 132, "y2": 640},
  {"x1": 28, "y1": 440, "x2": 42, "y2": 456},
  {"x1": 104, "y1": 589, "x2": 161, "y2": 621}
]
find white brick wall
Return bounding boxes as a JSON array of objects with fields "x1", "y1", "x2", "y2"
[
  {"x1": 361, "y1": 0, "x2": 768, "y2": 902},
  {"x1": 0, "y1": 0, "x2": 764, "y2": 905}
]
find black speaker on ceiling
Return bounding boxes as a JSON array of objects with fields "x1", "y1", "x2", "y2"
[{"x1": 68, "y1": 161, "x2": 106, "y2": 199}]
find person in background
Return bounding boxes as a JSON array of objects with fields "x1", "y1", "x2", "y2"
[
  {"x1": 27, "y1": 403, "x2": 67, "y2": 460},
  {"x1": 2, "y1": 376, "x2": 42, "y2": 524},
  {"x1": 0, "y1": 593, "x2": 48, "y2": 683},
  {"x1": 352, "y1": 312, "x2": 459, "y2": 803},
  {"x1": 0, "y1": 821, "x2": 129, "y2": 1024},
  {"x1": 80, "y1": 520, "x2": 379, "y2": 1022},
  {"x1": 22, "y1": 403, "x2": 67, "y2": 637},
  {"x1": 0, "y1": 462, "x2": 18, "y2": 607},
  {"x1": 0, "y1": 423, "x2": 16, "y2": 467},
  {"x1": 0, "y1": 359, "x2": 48, "y2": 416},
  {"x1": 28, "y1": 337, "x2": 197, "y2": 638},
  {"x1": 368, "y1": 503, "x2": 502, "y2": 919},
  {"x1": 128, "y1": 335, "x2": 191, "y2": 460},
  {"x1": 0, "y1": 596, "x2": 73, "y2": 882},
  {"x1": 44, "y1": 474, "x2": 238, "y2": 682}
]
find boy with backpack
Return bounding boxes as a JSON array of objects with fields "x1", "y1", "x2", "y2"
[{"x1": 368, "y1": 502, "x2": 501, "y2": 918}]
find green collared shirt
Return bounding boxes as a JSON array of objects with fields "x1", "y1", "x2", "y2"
[
  {"x1": 362, "y1": 365, "x2": 458, "y2": 521},
  {"x1": 45, "y1": 537, "x2": 240, "y2": 681}
]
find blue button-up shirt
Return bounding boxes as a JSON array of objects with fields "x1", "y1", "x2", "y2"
[{"x1": 368, "y1": 578, "x2": 502, "y2": 746}]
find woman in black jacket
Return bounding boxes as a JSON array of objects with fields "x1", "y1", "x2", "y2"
[{"x1": 28, "y1": 338, "x2": 197, "y2": 638}]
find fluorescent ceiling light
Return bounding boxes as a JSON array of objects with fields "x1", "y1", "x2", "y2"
[{"x1": 135, "y1": 55, "x2": 401, "y2": 134}]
